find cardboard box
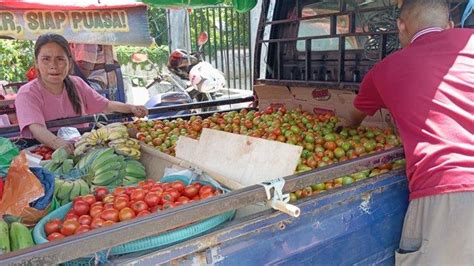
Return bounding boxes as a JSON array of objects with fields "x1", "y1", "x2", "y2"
[{"x1": 255, "y1": 84, "x2": 393, "y2": 128}]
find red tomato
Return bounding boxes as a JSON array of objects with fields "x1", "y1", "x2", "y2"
[
  {"x1": 102, "y1": 220, "x2": 116, "y2": 227},
  {"x1": 75, "y1": 225, "x2": 91, "y2": 234},
  {"x1": 162, "y1": 183, "x2": 171, "y2": 190},
  {"x1": 82, "y1": 194, "x2": 96, "y2": 205},
  {"x1": 90, "y1": 206, "x2": 103, "y2": 218},
  {"x1": 47, "y1": 232, "x2": 65, "y2": 241},
  {"x1": 150, "y1": 206, "x2": 160, "y2": 213},
  {"x1": 113, "y1": 187, "x2": 126, "y2": 196},
  {"x1": 144, "y1": 192, "x2": 161, "y2": 207},
  {"x1": 177, "y1": 196, "x2": 190, "y2": 204},
  {"x1": 199, "y1": 185, "x2": 215, "y2": 196},
  {"x1": 94, "y1": 187, "x2": 109, "y2": 201},
  {"x1": 136, "y1": 210, "x2": 151, "y2": 217},
  {"x1": 200, "y1": 191, "x2": 214, "y2": 200},
  {"x1": 102, "y1": 195, "x2": 115, "y2": 204},
  {"x1": 192, "y1": 182, "x2": 203, "y2": 191},
  {"x1": 137, "y1": 180, "x2": 147, "y2": 187},
  {"x1": 44, "y1": 219, "x2": 62, "y2": 236},
  {"x1": 130, "y1": 200, "x2": 148, "y2": 213},
  {"x1": 149, "y1": 185, "x2": 164, "y2": 194},
  {"x1": 60, "y1": 220, "x2": 80, "y2": 236},
  {"x1": 130, "y1": 189, "x2": 146, "y2": 202},
  {"x1": 183, "y1": 185, "x2": 198, "y2": 198},
  {"x1": 119, "y1": 207, "x2": 136, "y2": 221},
  {"x1": 192, "y1": 195, "x2": 201, "y2": 201},
  {"x1": 103, "y1": 203, "x2": 115, "y2": 210},
  {"x1": 116, "y1": 194, "x2": 130, "y2": 202},
  {"x1": 170, "y1": 181, "x2": 185, "y2": 193},
  {"x1": 43, "y1": 153, "x2": 52, "y2": 160},
  {"x1": 113, "y1": 198, "x2": 129, "y2": 211},
  {"x1": 73, "y1": 201, "x2": 90, "y2": 216},
  {"x1": 145, "y1": 178, "x2": 156, "y2": 185},
  {"x1": 65, "y1": 212, "x2": 78, "y2": 222},
  {"x1": 166, "y1": 188, "x2": 180, "y2": 199},
  {"x1": 162, "y1": 201, "x2": 176, "y2": 209},
  {"x1": 90, "y1": 201, "x2": 104, "y2": 208},
  {"x1": 90, "y1": 218, "x2": 105, "y2": 229},
  {"x1": 100, "y1": 209, "x2": 119, "y2": 222},
  {"x1": 78, "y1": 215, "x2": 92, "y2": 226},
  {"x1": 125, "y1": 187, "x2": 136, "y2": 196},
  {"x1": 162, "y1": 192, "x2": 176, "y2": 202}
]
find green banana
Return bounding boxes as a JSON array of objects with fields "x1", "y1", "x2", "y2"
[
  {"x1": 90, "y1": 148, "x2": 115, "y2": 170},
  {"x1": 93, "y1": 162, "x2": 123, "y2": 176},
  {"x1": 57, "y1": 180, "x2": 73, "y2": 200},
  {"x1": 61, "y1": 159, "x2": 74, "y2": 174},
  {"x1": 123, "y1": 176, "x2": 143, "y2": 186},
  {"x1": 69, "y1": 181, "x2": 81, "y2": 201},
  {"x1": 53, "y1": 178, "x2": 64, "y2": 197},
  {"x1": 0, "y1": 220, "x2": 10, "y2": 254},
  {"x1": 9, "y1": 222, "x2": 34, "y2": 251},
  {"x1": 77, "y1": 179, "x2": 90, "y2": 196},
  {"x1": 125, "y1": 160, "x2": 146, "y2": 178},
  {"x1": 92, "y1": 171, "x2": 118, "y2": 186},
  {"x1": 91, "y1": 155, "x2": 122, "y2": 174}
]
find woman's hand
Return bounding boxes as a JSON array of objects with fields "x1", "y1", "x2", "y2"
[
  {"x1": 52, "y1": 138, "x2": 75, "y2": 154},
  {"x1": 130, "y1": 105, "x2": 148, "y2": 118}
]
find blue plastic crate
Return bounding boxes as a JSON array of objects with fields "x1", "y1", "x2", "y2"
[{"x1": 33, "y1": 175, "x2": 235, "y2": 264}]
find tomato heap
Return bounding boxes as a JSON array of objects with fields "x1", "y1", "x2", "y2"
[
  {"x1": 128, "y1": 107, "x2": 402, "y2": 170},
  {"x1": 44, "y1": 179, "x2": 221, "y2": 241},
  {"x1": 31, "y1": 145, "x2": 54, "y2": 160}
]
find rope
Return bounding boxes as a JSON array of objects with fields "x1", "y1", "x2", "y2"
[{"x1": 461, "y1": 0, "x2": 474, "y2": 27}]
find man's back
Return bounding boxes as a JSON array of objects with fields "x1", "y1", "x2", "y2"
[{"x1": 355, "y1": 28, "x2": 474, "y2": 200}]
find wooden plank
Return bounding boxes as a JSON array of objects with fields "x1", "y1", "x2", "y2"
[{"x1": 177, "y1": 129, "x2": 302, "y2": 190}]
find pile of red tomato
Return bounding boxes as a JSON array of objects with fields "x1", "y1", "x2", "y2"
[
  {"x1": 31, "y1": 145, "x2": 54, "y2": 160},
  {"x1": 44, "y1": 179, "x2": 221, "y2": 241}
]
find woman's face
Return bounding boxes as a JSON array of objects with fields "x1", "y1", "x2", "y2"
[{"x1": 36, "y1": 42, "x2": 71, "y2": 89}]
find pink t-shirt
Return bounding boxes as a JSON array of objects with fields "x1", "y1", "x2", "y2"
[
  {"x1": 15, "y1": 76, "x2": 109, "y2": 138},
  {"x1": 354, "y1": 28, "x2": 474, "y2": 200}
]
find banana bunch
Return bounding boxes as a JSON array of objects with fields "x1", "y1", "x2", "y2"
[
  {"x1": 74, "y1": 123, "x2": 141, "y2": 159},
  {"x1": 76, "y1": 147, "x2": 146, "y2": 188},
  {"x1": 122, "y1": 159, "x2": 147, "y2": 186},
  {"x1": 54, "y1": 178, "x2": 90, "y2": 206}
]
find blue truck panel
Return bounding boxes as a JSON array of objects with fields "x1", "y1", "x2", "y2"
[{"x1": 117, "y1": 172, "x2": 409, "y2": 265}]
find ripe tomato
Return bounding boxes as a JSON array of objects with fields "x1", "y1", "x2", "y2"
[
  {"x1": 162, "y1": 201, "x2": 176, "y2": 209},
  {"x1": 100, "y1": 209, "x2": 119, "y2": 222},
  {"x1": 177, "y1": 196, "x2": 190, "y2": 204},
  {"x1": 82, "y1": 194, "x2": 97, "y2": 205},
  {"x1": 90, "y1": 218, "x2": 105, "y2": 229},
  {"x1": 149, "y1": 185, "x2": 164, "y2": 194},
  {"x1": 119, "y1": 207, "x2": 136, "y2": 221},
  {"x1": 165, "y1": 188, "x2": 180, "y2": 199},
  {"x1": 90, "y1": 206, "x2": 103, "y2": 218},
  {"x1": 113, "y1": 198, "x2": 129, "y2": 211},
  {"x1": 192, "y1": 195, "x2": 201, "y2": 201},
  {"x1": 125, "y1": 187, "x2": 136, "y2": 196},
  {"x1": 116, "y1": 194, "x2": 130, "y2": 202},
  {"x1": 170, "y1": 181, "x2": 185, "y2": 193},
  {"x1": 144, "y1": 192, "x2": 161, "y2": 207},
  {"x1": 102, "y1": 220, "x2": 116, "y2": 227},
  {"x1": 150, "y1": 206, "x2": 161, "y2": 213},
  {"x1": 162, "y1": 191, "x2": 176, "y2": 202},
  {"x1": 94, "y1": 187, "x2": 109, "y2": 201},
  {"x1": 200, "y1": 191, "x2": 214, "y2": 200},
  {"x1": 90, "y1": 201, "x2": 104, "y2": 208},
  {"x1": 130, "y1": 200, "x2": 148, "y2": 213},
  {"x1": 136, "y1": 210, "x2": 151, "y2": 217},
  {"x1": 113, "y1": 187, "x2": 126, "y2": 196},
  {"x1": 199, "y1": 185, "x2": 215, "y2": 196},
  {"x1": 65, "y1": 212, "x2": 78, "y2": 222},
  {"x1": 60, "y1": 220, "x2": 80, "y2": 236},
  {"x1": 103, "y1": 203, "x2": 115, "y2": 210},
  {"x1": 73, "y1": 201, "x2": 90, "y2": 216},
  {"x1": 183, "y1": 185, "x2": 198, "y2": 198},
  {"x1": 75, "y1": 225, "x2": 91, "y2": 234},
  {"x1": 192, "y1": 182, "x2": 203, "y2": 191},
  {"x1": 130, "y1": 188, "x2": 146, "y2": 201},
  {"x1": 47, "y1": 232, "x2": 65, "y2": 241},
  {"x1": 78, "y1": 215, "x2": 92, "y2": 226},
  {"x1": 102, "y1": 195, "x2": 115, "y2": 204},
  {"x1": 44, "y1": 219, "x2": 62, "y2": 236}
]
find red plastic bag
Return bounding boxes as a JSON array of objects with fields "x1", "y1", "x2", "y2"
[{"x1": 0, "y1": 151, "x2": 45, "y2": 225}]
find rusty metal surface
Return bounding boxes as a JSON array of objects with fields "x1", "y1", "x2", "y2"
[{"x1": 0, "y1": 147, "x2": 404, "y2": 265}]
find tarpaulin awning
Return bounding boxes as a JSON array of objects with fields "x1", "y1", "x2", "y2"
[{"x1": 0, "y1": 0, "x2": 153, "y2": 46}]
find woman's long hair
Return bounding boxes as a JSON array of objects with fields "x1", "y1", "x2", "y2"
[{"x1": 34, "y1": 33, "x2": 82, "y2": 114}]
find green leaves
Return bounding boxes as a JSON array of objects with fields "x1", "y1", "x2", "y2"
[{"x1": 0, "y1": 40, "x2": 34, "y2": 83}]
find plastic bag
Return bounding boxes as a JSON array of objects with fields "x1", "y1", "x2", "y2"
[
  {"x1": 0, "y1": 151, "x2": 45, "y2": 225},
  {"x1": 57, "y1": 127, "x2": 81, "y2": 142},
  {"x1": 0, "y1": 137, "x2": 20, "y2": 176},
  {"x1": 29, "y1": 167, "x2": 55, "y2": 211}
]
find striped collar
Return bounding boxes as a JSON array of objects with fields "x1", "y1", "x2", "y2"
[{"x1": 410, "y1": 27, "x2": 444, "y2": 43}]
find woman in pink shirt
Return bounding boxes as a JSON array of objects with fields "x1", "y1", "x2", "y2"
[{"x1": 15, "y1": 33, "x2": 148, "y2": 153}]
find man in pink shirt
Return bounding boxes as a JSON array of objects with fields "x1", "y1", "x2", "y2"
[
  {"x1": 347, "y1": 0, "x2": 474, "y2": 264},
  {"x1": 15, "y1": 33, "x2": 148, "y2": 153}
]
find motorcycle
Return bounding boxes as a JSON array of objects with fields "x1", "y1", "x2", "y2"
[{"x1": 131, "y1": 32, "x2": 226, "y2": 119}]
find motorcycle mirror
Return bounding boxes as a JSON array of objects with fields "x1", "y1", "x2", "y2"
[
  {"x1": 197, "y1": 32, "x2": 209, "y2": 46},
  {"x1": 131, "y1": 53, "x2": 148, "y2": 64}
]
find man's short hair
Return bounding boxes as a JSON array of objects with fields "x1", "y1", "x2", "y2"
[{"x1": 399, "y1": 0, "x2": 449, "y2": 27}]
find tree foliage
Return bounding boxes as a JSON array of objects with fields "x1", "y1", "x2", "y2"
[{"x1": 0, "y1": 40, "x2": 34, "y2": 82}]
